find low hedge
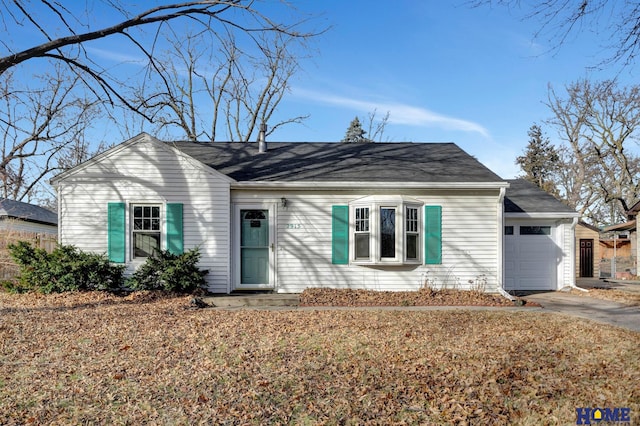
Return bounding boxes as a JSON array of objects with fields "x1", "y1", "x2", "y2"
[{"x1": 4, "y1": 242, "x2": 208, "y2": 294}]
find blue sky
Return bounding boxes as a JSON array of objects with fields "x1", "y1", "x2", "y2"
[
  {"x1": 7, "y1": 1, "x2": 637, "y2": 181},
  {"x1": 261, "y1": 1, "x2": 637, "y2": 178}
]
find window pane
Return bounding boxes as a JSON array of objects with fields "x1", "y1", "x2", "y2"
[
  {"x1": 143, "y1": 219, "x2": 151, "y2": 230},
  {"x1": 143, "y1": 206, "x2": 151, "y2": 217},
  {"x1": 355, "y1": 207, "x2": 369, "y2": 232},
  {"x1": 505, "y1": 226, "x2": 514, "y2": 235},
  {"x1": 406, "y1": 207, "x2": 418, "y2": 233},
  {"x1": 520, "y1": 226, "x2": 551, "y2": 235},
  {"x1": 355, "y1": 233, "x2": 370, "y2": 259},
  {"x1": 134, "y1": 232, "x2": 160, "y2": 257},
  {"x1": 134, "y1": 206, "x2": 142, "y2": 217},
  {"x1": 152, "y1": 206, "x2": 160, "y2": 217},
  {"x1": 134, "y1": 219, "x2": 143, "y2": 230},
  {"x1": 151, "y1": 218, "x2": 160, "y2": 230},
  {"x1": 406, "y1": 234, "x2": 418, "y2": 260},
  {"x1": 380, "y1": 208, "x2": 395, "y2": 258}
]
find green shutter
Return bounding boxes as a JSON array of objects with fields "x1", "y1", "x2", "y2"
[
  {"x1": 107, "y1": 202, "x2": 126, "y2": 263},
  {"x1": 166, "y1": 203, "x2": 184, "y2": 255},
  {"x1": 425, "y1": 205, "x2": 442, "y2": 264},
  {"x1": 332, "y1": 205, "x2": 349, "y2": 264}
]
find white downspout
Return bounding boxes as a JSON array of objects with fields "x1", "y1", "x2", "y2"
[{"x1": 496, "y1": 187, "x2": 516, "y2": 301}]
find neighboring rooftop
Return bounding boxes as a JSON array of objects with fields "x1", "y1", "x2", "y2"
[
  {"x1": 0, "y1": 198, "x2": 58, "y2": 225},
  {"x1": 504, "y1": 179, "x2": 577, "y2": 214},
  {"x1": 168, "y1": 141, "x2": 504, "y2": 183}
]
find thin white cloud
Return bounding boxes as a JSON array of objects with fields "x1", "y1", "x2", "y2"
[
  {"x1": 294, "y1": 87, "x2": 490, "y2": 138},
  {"x1": 86, "y1": 47, "x2": 146, "y2": 65}
]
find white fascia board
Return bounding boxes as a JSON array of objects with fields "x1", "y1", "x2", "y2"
[
  {"x1": 505, "y1": 212, "x2": 580, "y2": 220},
  {"x1": 230, "y1": 181, "x2": 509, "y2": 190}
]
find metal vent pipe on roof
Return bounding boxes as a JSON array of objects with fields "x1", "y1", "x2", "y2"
[{"x1": 258, "y1": 123, "x2": 267, "y2": 153}]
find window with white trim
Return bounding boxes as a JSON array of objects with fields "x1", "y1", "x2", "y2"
[
  {"x1": 349, "y1": 197, "x2": 422, "y2": 265},
  {"x1": 132, "y1": 205, "x2": 161, "y2": 258},
  {"x1": 354, "y1": 207, "x2": 370, "y2": 260},
  {"x1": 405, "y1": 206, "x2": 419, "y2": 260},
  {"x1": 380, "y1": 207, "x2": 396, "y2": 259}
]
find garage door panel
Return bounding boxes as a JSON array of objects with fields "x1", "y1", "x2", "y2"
[
  {"x1": 519, "y1": 277, "x2": 554, "y2": 290},
  {"x1": 504, "y1": 224, "x2": 557, "y2": 291}
]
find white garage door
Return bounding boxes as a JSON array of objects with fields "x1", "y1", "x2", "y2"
[{"x1": 504, "y1": 225, "x2": 558, "y2": 291}]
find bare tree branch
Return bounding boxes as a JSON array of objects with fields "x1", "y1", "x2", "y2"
[
  {"x1": 545, "y1": 79, "x2": 640, "y2": 225},
  {"x1": 0, "y1": 65, "x2": 99, "y2": 201},
  {"x1": 139, "y1": 26, "x2": 310, "y2": 141},
  {"x1": 469, "y1": 0, "x2": 640, "y2": 67}
]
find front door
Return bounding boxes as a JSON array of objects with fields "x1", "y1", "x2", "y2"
[
  {"x1": 579, "y1": 239, "x2": 594, "y2": 277},
  {"x1": 235, "y1": 207, "x2": 274, "y2": 290}
]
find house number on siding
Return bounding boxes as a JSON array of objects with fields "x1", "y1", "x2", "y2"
[{"x1": 286, "y1": 223, "x2": 303, "y2": 229}]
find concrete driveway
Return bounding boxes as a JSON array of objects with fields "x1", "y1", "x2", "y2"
[{"x1": 521, "y1": 284, "x2": 640, "y2": 332}]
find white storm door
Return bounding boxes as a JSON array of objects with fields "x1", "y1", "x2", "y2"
[{"x1": 233, "y1": 204, "x2": 275, "y2": 290}]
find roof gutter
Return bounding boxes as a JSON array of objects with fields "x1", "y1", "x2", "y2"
[{"x1": 230, "y1": 181, "x2": 510, "y2": 190}]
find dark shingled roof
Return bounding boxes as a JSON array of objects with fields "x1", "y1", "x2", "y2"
[
  {"x1": 168, "y1": 141, "x2": 504, "y2": 182},
  {"x1": 0, "y1": 198, "x2": 57, "y2": 225},
  {"x1": 504, "y1": 179, "x2": 576, "y2": 214}
]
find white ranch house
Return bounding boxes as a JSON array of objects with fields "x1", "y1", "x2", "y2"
[{"x1": 51, "y1": 133, "x2": 578, "y2": 294}]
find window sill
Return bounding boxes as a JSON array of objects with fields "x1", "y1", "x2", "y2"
[{"x1": 351, "y1": 259, "x2": 421, "y2": 266}]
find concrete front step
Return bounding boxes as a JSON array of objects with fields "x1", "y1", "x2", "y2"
[{"x1": 203, "y1": 293, "x2": 300, "y2": 308}]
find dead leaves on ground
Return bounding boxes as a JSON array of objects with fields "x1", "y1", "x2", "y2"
[
  {"x1": 571, "y1": 287, "x2": 640, "y2": 306},
  {"x1": 300, "y1": 287, "x2": 518, "y2": 307},
  {"x1": 0, "y1": 291, "x2": 638, "y2": 425}
]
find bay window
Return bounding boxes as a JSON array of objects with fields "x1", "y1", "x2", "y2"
[{"x1": 348, "y1": 197, "x2": 422, "y2": 265}]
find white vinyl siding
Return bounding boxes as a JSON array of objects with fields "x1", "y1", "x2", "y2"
[
  {"x1": 232, "y1": 189, "x2": 502, "y2": 294},
  {"x1": 0, "y1": 218, "x2": 57, "y2": 235},
  {"x1": 56, "y1": 136, "x2": 231, "y2": 293}
]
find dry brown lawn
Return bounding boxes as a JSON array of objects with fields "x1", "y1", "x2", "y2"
[
  {"x1": 1, "y1": 291, "x2": 638, "y2": 425},
  {"x1": 571, "y1": 287, "x2": 640, "y2": 306}
]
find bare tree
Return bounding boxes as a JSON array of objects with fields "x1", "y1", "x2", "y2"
[
  {"x1": 0, "y1": 1, "x2": 317, "y2": 115},
  {"x1": 140, "y1": 29, "x2": 309, "y2": 141},
  {"x1": 470, "y1": 1, "x2": 640, "y2": 67},
  {"x1": 0, "y1": 1, "x2": 320, "y2": 203},
  {"x1": 546, "y1": 79, "x2": 640, "y2": 225},
  {"x1": 0, "y1": 66, "x2": 98, "y2": 202},
  {"x1": 364, "y1": 109, "x2": 390, "y2": 142}
]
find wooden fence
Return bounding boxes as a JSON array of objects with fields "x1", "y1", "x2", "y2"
[{"x1": 0, "y1": 230, "x2": 57, "y2": 280}]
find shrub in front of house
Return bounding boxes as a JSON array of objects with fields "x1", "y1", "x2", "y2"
[
  {"x1": 6, "y1": 241, "x2": 125, "y2": 293},
  {"x1": 126, "y1": 248, "x2": 208, "y2": 292}
]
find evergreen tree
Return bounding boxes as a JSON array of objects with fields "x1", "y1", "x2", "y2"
[
  {"x1": 516, "y1": 124, "x2": 560, "y2": 195},
  {"x1": 341, "y1": 117, "x2": 370, "y2": 143}
]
